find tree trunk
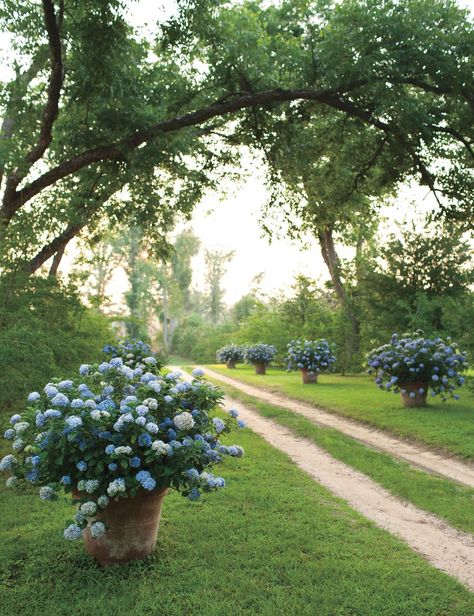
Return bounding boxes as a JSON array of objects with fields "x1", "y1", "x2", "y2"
[
  {"x1": 318, "y1": 227, "x2": 360, "y2": 372},
  {"x1": 48, "y1": 242, "x2": 67, "y2": 277}
]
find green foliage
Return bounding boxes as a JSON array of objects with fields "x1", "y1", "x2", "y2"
[{"x1": 0, "y1": 275, "x2": 114, "y2": 415}]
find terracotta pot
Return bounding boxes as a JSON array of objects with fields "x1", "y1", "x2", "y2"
[
  {"x1": 226, "y1": 360, "x2": 236, "y2": 369},
  {"x1": 254, "y1": 362, "x2": 266, "y2": 375},
  {"x1": 400, "y1": 382, "x2": 429, "y2": 408},
  {"x1": 74, "y1": 487, "x2": 168, "y2": 565},
  {"x1": 301, "y1": 369, "x2": 318, "y2": 384}
]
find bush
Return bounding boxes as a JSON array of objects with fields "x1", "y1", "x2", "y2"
[
  {"x1": 244, "y1": 344, "x2": 277, "y2": 366},
  {"x1": 285, "y1": 339, "x2": 337, "y2": 373},
  {"x1": 216, "y1": 344, "x2": 245, "y2": 365},
  {"x1": 0, "y1": 275, "x2": 114, "y2": 416},
  {"x1": 367, "y1": 332, "x2": 468, "y2": 401}
]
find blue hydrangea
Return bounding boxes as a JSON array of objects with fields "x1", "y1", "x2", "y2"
[
  {"x1": 64, "y1": 524, "x2": 83, "y2": 540},
  {"x1": 76, "y1": 460, "x2": 87, "y2": 472},
  {"x1": 79, "y1": 364, "x2": 91, "y2": 376},
  {"x1": 28, "y1": 392, "x2": 41, "y2": 403},
  {"x1": 60, "y1": 475, "x2": 71, "y2": 485},
  {"x1": 51, "y1": 393, "x2": 70, "y2": 407},
  {"x1": 39, "y1": 486, "x2": 55, "y2": 500},
  {"x1": 130, "y1": 456, "x2": 141, "y2": 468},
  {"x1": 3, "y1": 429, "x2": 15, "y2": 440},
  {"x1": 138, "y1": 433, "x2": 152, "y2": 448}
]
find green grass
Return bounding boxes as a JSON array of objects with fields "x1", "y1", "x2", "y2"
[
  {"x1": 196, "y1": 371, "x2": 474, "y2": 535},
  {"x1": 205, "y1": 365, "x2": 474, "y2": 460},
  {"x1": 2, "y1": 423, "x2": 474, "y2": 614}
]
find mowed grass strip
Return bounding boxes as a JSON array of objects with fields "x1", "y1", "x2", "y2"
[
  {"x1": 197, "y1": 372, "x2": 474, "y2": 536},
  {"x1": 1, "y1": 422, "x2": 474, "y2": 615},
  {"x1": 206, "y1": 365, "x2": 474, "y2": 460}
]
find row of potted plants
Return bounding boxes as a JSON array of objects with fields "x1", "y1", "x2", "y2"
[
  {"x1": 216, "y1": 333, "x2": 469, "y2": 408},
  {"x1": 1, "y1": 340, "x2": 245, "y2": 565},
  {"x1": 216, "y1": 340, "x2": 336, "y2": 380}
]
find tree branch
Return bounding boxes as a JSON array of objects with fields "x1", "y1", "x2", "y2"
[
  {"x1": 2, "y1": 0, "x2": 63, "y2": 204},
  {"x1": 8, "y1": 85, "x2": 389, "y2": 216}
]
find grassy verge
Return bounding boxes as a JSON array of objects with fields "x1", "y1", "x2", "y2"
[
  {"x1": 195, "y1": 371, "x2": 474, "y2": 535},
  {"x1": 2, "y1": 418, "x2": 474, "y2": 614},
  {"x1": 205, "y1": 365, "x2": 474, "y2": 460}
]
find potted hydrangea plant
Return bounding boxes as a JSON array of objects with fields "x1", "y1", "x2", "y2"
[
  {"x1": 285, "y1": 339, "x2": 337, "y2": 384},
  {"x1": 367, "y1": 332, "x2": 468, "y2": 407},
  {"x1": 103, "y1": 339, "x2": 163, "y2": 370},
  {"x1": 244, "y1": 344, "x2": 277, "y2": 375},
  {"x1": 0, "y1": 350, "x2": 245, "y2": 565},
  {"x1": 216, "y1": 344, "x2": 245, "y2": 369}
]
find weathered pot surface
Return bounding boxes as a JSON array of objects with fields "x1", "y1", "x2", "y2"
[
  {"x1": 301, "y1": 369, "x2": 318, "y2": 384},
  {"x1": 74, "y1": 487, "x2": 168, "y2": 565},
  {"x1": 254, "y1": 362, "x2": 266, "y2": 375},
  {"x1": 400, "y1": 382, "x2": 429, "y2": 408},
  {"x1": 226, "y1": 360, "x2": 236, "y2": 369}
]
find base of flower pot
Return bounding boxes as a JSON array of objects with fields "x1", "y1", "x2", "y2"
[
  {"x1": 79, "y1": 487, "x2": 168, "y2": 565},
  {"x1": 254, "y1": 362, "x2": 266, "y2": 375},
  {"x1": 400, "y1": 382, "x2": 429, "y2": 408},
  {"x1": 226, "y1": 360, "x2": 236, "y2": 369},
  {"x1": 301, "y1": 369, "x2": 318, "y2": 384}
]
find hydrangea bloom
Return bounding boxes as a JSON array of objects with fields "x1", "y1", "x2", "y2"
[
  {"x1": 174, "y1": 412, "x2": 195, "y2": 430},
  {"x1": 90, "y1": 521, "x2": 106, "y2": 538},
  {"x1": 28, "y1": 392, "x2": 41, "y2": 403},
  {"x1": 64, "y1": 524, "x2": 83, "y2": 540}
]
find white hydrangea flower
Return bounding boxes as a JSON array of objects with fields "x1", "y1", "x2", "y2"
[
  {"x1": 85, "y1": 480, "x2": 99, "y2": 494},
  {"x1": 12, "y1": 439, "x2": 25, "y2": 452},
  {"x1": 77, "y1": 480, "x2": 86, "y2": 492},
  {"x1": 114, "y1": 446, "x2": 132, "y2": 456},
  {"x1": 173, "y1": 412, "x2": 195, "y2": 431},
  {"x1": 144, "y1": 398, "x2": 158, "y2": 410},
  {"x1": 80, "y1": 501, "x2": 97, "y2": 517},
  {"x1": 6, "y1": 476, "x2": 17, "y2": 488},
  {"x1": 151, "y1": 440, "x2": 171, "y2": 455},
  {"x1": 14, "y1": 421, "x2": 30, "y2": 434}
]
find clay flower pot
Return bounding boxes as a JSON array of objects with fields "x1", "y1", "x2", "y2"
[
  {"x1": 254, "y1": 362, "x2": 266, "y2": 375},
  {"x1": 301, "y1": 369, "x2": 318, "y2": 384},
  {"x1": 76, "y1": 487, "x2": 168, "y2": 565},
  {"x1": 400, "y1": 382, "x2": 429, "y2": 408},
  {"x1": 226, "y1": 360, "x2": 236, "y2": 369}
]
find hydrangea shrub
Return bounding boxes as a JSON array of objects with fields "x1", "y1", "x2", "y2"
[
  {"x1": 367, "y1": 332, "x2": 468, "y2": 401},
  {"x1": 216, "y1": 344, "x2": 245, "y2": 364},
  {"x1": 285, "y1": 339, "x2": 336, "y2": 373},
  {"x1": 1, "y1": 356, "x2": 244, "y2": 542},
  {"x1": 244, "y1": 344, "x2": 277, "y2": 365}
]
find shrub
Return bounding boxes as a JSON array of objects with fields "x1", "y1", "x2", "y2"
[
  {"x1": 285, "y1": 339, "x2": 337, "y2": 373},
  {"x1": 216, "y1": 344, "x2": 245, "y2": 364},
  {"x1": 367, "y1": 332, "x2": 468, "y2": 401},
  {"x1": 244, "y1": 344, "x2": 277, "y2": 366},
  {"x1": 0, "y1": 359, "x2": 245, "y2": 542},
  {"x1": 0, "y1": 275, "x2": 114, "y2": 416}
]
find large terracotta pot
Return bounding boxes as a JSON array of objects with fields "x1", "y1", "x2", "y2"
[
  {"x1": 226, "y1": 360, "x2": 236, "y2": 369},
  {"x1": 400, "y1": 382, "x2": 429, "y2": 408},
  {"x1": 75, "y1": 487, "x2": 168, "y2": 565},
  {"x1": 301, "y1": 369, "x2": 318, "y2": 384},
  {"x1": 254, "y1": 362, "x2": 266, "y2": 375}
]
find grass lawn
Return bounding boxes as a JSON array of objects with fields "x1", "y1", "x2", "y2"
[
  {"x1": 205, "y1": 365, "x2": 474, "y2": 460},
  {"x1": 196, "y1": 371, "x2": 474, "y2": 535},
  {"x1": 1, "y1": 422, "x2": 474, "y2": 615}
]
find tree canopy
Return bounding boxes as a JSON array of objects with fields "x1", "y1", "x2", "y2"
[{"x1": 0, "y1": 0, "x2": 472, "y2": 274}]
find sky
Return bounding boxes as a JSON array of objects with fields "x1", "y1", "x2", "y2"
[{"x1": 1, "y1": 0, "x2": 473, "y2": 308}]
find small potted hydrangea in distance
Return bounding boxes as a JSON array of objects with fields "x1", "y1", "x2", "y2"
[
  {"x1": 244, "y1": 343, "x2": 277, "y2": 375},
  {"x1": 285, "y1": 339, "x2": 337, "y2": 384},
  {"x1": 216, "y1": 344, "x2": 245, "y2": 369},
  {"x1": 0, "y1": 350, "x2": 245, "y2": 565},
  {"x1": 103, "y1": 339, "x2": 163, "y2": 370},
  {"x1": 367, "y1": 332, "x2": 468, "y2": 407}
]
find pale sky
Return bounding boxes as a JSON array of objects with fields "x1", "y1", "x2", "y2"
[{"x1": 1, "y1": 0, "x2": 473, "y2": 308}]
